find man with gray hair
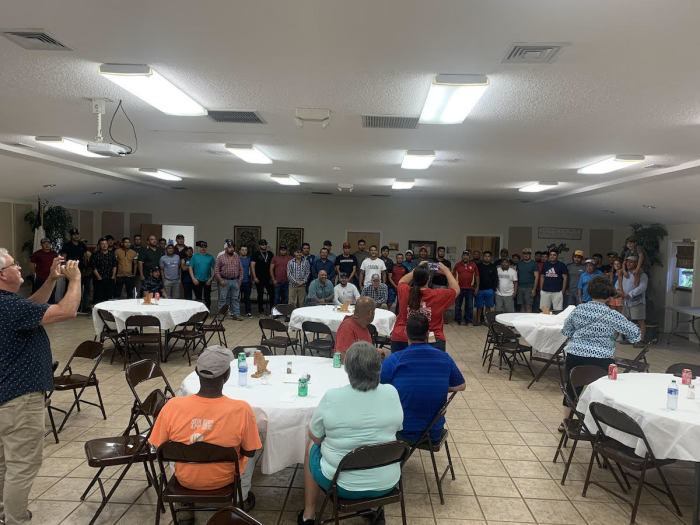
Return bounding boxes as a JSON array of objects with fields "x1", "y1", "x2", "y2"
[
  {"x1": 361, "y1": 274, "x2": 389, "y2": 309},
  {"x1": 0, "y1": 248, "x2": 82, "y2": 525}
]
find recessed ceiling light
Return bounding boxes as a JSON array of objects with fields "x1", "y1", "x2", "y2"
[
  {"x1": 401, "y1": 150, "x2": 436, "y2": 170},
  {"x1": 138, "y1": 168, "x2": 182, "y2": 181},
  {"x1": 332, "y1": 166, "x2": 342, "y2": 171},
  {"x1": 519, "y1": 182, "x2": 559, "y2": 193},
  {"x1": 577, "y1": 155, "x2": 645, "y2": 174},
  {"x1": 392, "y1": 178, "x2": 416, "y2": 190},
  {"x1": 91, "y1": 191, "x2": 103, "y2": 195},
  {"x1": 419, "y1": 74, "x2": 489, "y2": 124},
  {"x1": 34, "y1": 136, "x2": 106, "y2": 158},
  {"x1": 337, "y1": 183, "x2": 354, "y2": 192},
  {"x1": 642, "y1": 204, "x2": 657, "y2": 209},
  {"x1": 270, "y1": 174, "x2": 300, "y2": 186},
  {"x1": 224, "y1": 144, "x2": 272, "y2": 164},
  {"x1": 98, "y1": 63, "x2": 206, "y2": 116},
  {"x1": 42, "y1": 184, "x2": 56, "y2": 188}
]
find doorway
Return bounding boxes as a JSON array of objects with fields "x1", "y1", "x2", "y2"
[
  {"x1": 665, "y1": 240, "x2": 696, "y2": 342},
  {"x1": 466, "y1": 235, "x2": 500, "y2": 255}
]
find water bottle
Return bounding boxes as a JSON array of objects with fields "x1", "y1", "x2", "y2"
[
  {"x1": 238, "y1": 361, "x2": 248, "y2": 387},
  {"x1": 667, "y1": 379, "x2": 679, "y2": 410}
]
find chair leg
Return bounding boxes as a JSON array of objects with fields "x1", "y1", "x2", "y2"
[
  {"x1": 46, "y1": 403, "x2": 59, "y2": 443},
  {"x1": 95, "y1": 384, "x2": 107, "y2": 420},
  {"x1": 316, "y1": 493, "x2": 330, "y2": 525},
  {"x1": 655, "y1": 465, "x2": 682, "y2": 516},
  {"x1": 399, "y1": 478, "x2": 407, "y2": 525},
  {"x1": 553, "y1": 430, "x2": 567, "y2": 464},
  {"x1": 561, "y1": 438, "x2": 578, "y2": 485},
  {"x1": 630, "y1": 464, "x2": 647, "y2": 524},
  {"x1": 429, "y1": 447, "x2": 444, "y2": 505},
  {"x1": 581, "y1": 448, "x2": 597, "y2": 497},
  {"x1": 444, "y1": 440, "x2": 456, "y2": 480}
]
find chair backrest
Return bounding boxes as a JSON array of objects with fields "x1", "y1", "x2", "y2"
[
  {"x1": 138, "y1": 388, "x2": 169, "y2": 421},
  {"x1": 333, "y1": 441, "x2": 410, "y2": 483},
  {"x1": 631, "y1": 345, "x2": 650, "y2": 363},
  {"x1": 275, "y1": 303, "x2": 295, "y2": 320},
  {"x1": 367, "y1": 323, "x2": 378, "y2": 337},
  {"x1": 301, "y1": 321, "x2": 333, "y2": 336},
  {"x1": 411, "y1": 392, "x2": 457, "y2": 447},
  {"x1": 566, "y1": 365, "x2": 608, "y2": 407},
  {"x1": 259, "y1": 318, "x2": 289, "y2": 334},
  {"x1": 61, "y1": 341, "x2": 104, "y2": 375},
  {"x1": 125, "y1": 314, "x2": 162, "y2": 329},
  {"x1": 232, "y1": 345, "x2": 273, "y2": 356},
  {"x1": 217, "y1": 304, "x2": 230, "y2": 318},
  {"x1": 665, "y1": 362, "x2": 700, "y2": 378},
  {"x1": 97, "y1": 308, "x2": 117, "y2": 326},
  {"x1": 157, "y1": 440, "x2": 240, "y2": 464},
  {"x1": 125, "y1": 359, "x2": 176, "y2": 398},
  {"x1": 206, "y1": 507, "x2": 262, "y2": 525},
  {"x1": 186, "y1": 310, "x2": 209, "y2": 325},
  {"x1": 485, "y1": 310, "x2": 502, "y2": 327},
  {"x1": 491, "y1": 322, "x2": 517, "y2": 341},
  {"x1": 589, "y1": 401, "x2": 646, "y2": 441}
]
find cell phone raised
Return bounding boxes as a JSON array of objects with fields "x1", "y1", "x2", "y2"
[{"x1": 428, "y1": 262, "x2": 439, "y2": 271}]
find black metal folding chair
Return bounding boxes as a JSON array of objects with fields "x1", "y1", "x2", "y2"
[
  {"x1": 203, "y1": 305, "x2": 229, "y2": 347},
  {"x1": 259, "y1": 318, "x2": 298, "y2": 355},
  {"x1": 301, "y1": 321, "x2": 335, "y2": 356},
  {"x1": 486, "y1": 322, "x2": 534, "y2": 380},
  {"x1": 166, "y1": 310, "x2": 208, "y2": 365},
  {"x1": 124, "y1": 315, "x2": 163, "y2": 366},
  {"x1": 615, "y1": 345, "x2": 651, "y2": 373},
  {"x1": 206, "y1": 506, "x2": 262, "y2": 525}
]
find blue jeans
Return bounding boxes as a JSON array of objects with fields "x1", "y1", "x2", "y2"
[
  {"x1": 218, "y1": 279, "x2": 240, "y2": 316},
  {"x1": 565, "y1": 291, "x2": 580, "y2": 308},
  {"x1": 274, "y1": 281, "x2": 289, "y2": 306},
  {"x1": 240, "y1": 281, "x2": 252, "y2": 314},
  {"x1": 454, "y1": 288, "x2": 475, "y2": 323}
]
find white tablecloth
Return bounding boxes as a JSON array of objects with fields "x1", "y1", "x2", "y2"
[
  {"x1": 577, "y1": 373, "x2": 700, "y2": 461},
  {"x1": 288, "y1": 305, "x2": 396, "y2": 336},
  {"x1": 92, "y1": 299, "x2": 209, "y2": 336},
  {"x1": 496, "y1": 305, "x2": 575, "y2": 355},
  {"x1": 179, "y1": 355, "x2": 349, "y2": 474}
]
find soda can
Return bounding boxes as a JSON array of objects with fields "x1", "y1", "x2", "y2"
[
  {"x1": 682, "y1": 369, "x2": 693, "y2": 386},
  {"x1": 298, "y1": 378, "x2": 308, "y2": 397},
  {"x1": 608, "y1": 363, "x2": 618, "y2": 380},
  {"x1": 333, "y1": 352, "x2": 342, "y2": 368},
  {"x1": 155, "y1": 292, "x2": 160, "y2": 303}
]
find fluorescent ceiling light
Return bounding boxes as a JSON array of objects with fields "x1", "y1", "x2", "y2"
[
  {"x1": 138, "y1": 168, "x2": 182, "y2": 181},
  {"x1": 34, "y1": 136, "x2": 106, "y2": 158},
  {"x1": 392, "y1": 178, "x2": 416, "y2": 190},
  {"x1": 98, "y1": 63, "x2": 206, "y2": 116},
  {"x1": 519, "y1": 182, "x2": 559, "y2": 193},
  {"x1": 577, "y1": 155, "x2": 645, "y2": 174},
  {"x1": 270, "y1": 174, "x2": 299, "y2": 186},
  {"x1": 419, "y1": 74, "x2": 489, "y2": 124},
  {"x1": 401, "y1": 150, "x2": 435, "y2": 170},
  {"x1": 225, "y1": 144, "x2": 273, "y2": 164}
]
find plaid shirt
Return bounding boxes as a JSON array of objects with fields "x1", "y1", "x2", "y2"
[
  {"x1": 215, "y1": 252, "x2": 243, "y2": 280},
  {"x1": 287, "y1": 258, "x2": 310, "y2": 287},
  {"x1": 361, "y1": 282, "x2": 388, "y2": 306}
]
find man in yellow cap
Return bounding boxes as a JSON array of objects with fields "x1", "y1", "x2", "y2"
[{"x1": 566, "y1": 250, "x2": 585, "y2": 307}]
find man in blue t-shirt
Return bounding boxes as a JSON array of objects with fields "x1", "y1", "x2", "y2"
[
  {"x1": 188, "y1": 241, "x2": 215, "y2": 309},
  {"x1": 380, "y1": 313, "x2": 466, "y2": 442},
  {"x1": 578, "y1": 259, "x2": 603, "y2": 303},
  {"x1": 538, "y1": 249, "x2": 568, "y2": 311}
]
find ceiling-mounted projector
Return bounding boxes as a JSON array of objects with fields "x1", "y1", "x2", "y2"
[{"x1": 87, "y1": 142, "x2": 129, "y2": 157}]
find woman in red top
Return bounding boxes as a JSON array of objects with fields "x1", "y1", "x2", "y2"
[{"x1": 390, "y1": 262, "x2": 459, "y2": 352}]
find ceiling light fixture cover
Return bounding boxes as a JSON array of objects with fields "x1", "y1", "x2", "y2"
[
  {"x1": 519, "y1": 182, "x2": 558, "y2": 193},
  {"x1": 138, "y1": 168, "x2": 182, "y2": 181},
  {"x1": 270, "y1": 174, "x2": 300, "y2": 186},
  {"x1": 34, "y1": 136, "x2": 106, "y2": 158},
  {"x1": 401, "y1": 150, "x2": 436, "y2": 170},
  {"x1": 224, "y1": 144, "x2": 273, "y2": 164},
  {"x1": 98, "y1": 63, "x2": 206, "y2": 116},
  {"x1": 577, "y1": 155, "x2": 645, "y2": 175},
  {"x1": 419, "y1": 74, "x2": 489, "y2": 124},
  {"x1": 392, "y1": 178, "x2": 416, "y2": 190}
]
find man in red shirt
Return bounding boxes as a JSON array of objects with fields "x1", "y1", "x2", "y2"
[
  {"x1": 334, "y1": 297, "x2": 375, "y2": 357},
  {"x1": 452, "y1": 250, "x2": 479, "y2": 325},
  {"x1": 30, "y1": 238, "x2": 58, "y2": 302},
  {"x1": 270, "y1": 245, "x2": 293, "y2": 307}
]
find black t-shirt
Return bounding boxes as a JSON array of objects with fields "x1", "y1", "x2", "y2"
[
  {"x1": 336, "y1": 254, "x2": 358, "y2": 278},
  {"x1": 61, "y1": 241, "x2": 88, "y2": 271},
  {"x1": 477, "y1": 262, "x2": 498, "y2": 290},
  {"x1": 252, "y1": 250, "x2": 273, "y2": 282},
  {"x1": 431, "y1": 259, "x2": 452, "y2": 286}
]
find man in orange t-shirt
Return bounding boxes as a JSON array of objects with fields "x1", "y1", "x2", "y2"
[
  {"x1": 334, "y1": 297, "x2": 377, "y2": 357},
  {"x1": 149, "y1": 346, "x2": 262, "y2": 515}
]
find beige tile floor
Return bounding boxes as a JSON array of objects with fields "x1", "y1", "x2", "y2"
[{"x1": 27, "y1": 313, "x2": 700, "y2": 524}]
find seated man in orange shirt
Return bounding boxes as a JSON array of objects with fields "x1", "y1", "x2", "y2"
[
  {"x1": 149, "y1": 346, "x2": 262, "y2": 520},
  {"x1": 334, "y1": 296, "x2": 377, "y2": 358}
]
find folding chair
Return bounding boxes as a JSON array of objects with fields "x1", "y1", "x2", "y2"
[
  {"x1": 527, "y1": 340, "x2": 567, "y2": 389},
  {"x1": 96, "y1": 309, "x2": 128, "y2": 364},
  {"x1": 401, "y1": 392, "x2": 457, "y2": 504},
  {"x1": 232, "y1": 345, "x2": 274, "y2": 357},
  {"x1": 155, "y1": 441, "x2": 243, "y2": 525},
  {"x1": 583, "y1": 402, "x2": 682, "y2": 524},
  {"x1": 207, "y1": 507, "x2": 262, "y2": 525},
  {"x1": 44, "y1": 361, "x2": 59, "y2": 443},
  {"x1": 665, "y1": 362, "x2": 700, "y2": 378},
  {"x1": 124, "y1": 315, "x2": 163, "y2": 366},
  {"x1": 203, "y1": 305, "x2": 229, "y2": 347},
  {"x1": 301, "y1": 321, "x2": 335, "y2": 356},
  {"x1": 615, "y1": 345, "x2": 651, "y2": 373},
  {"x1": 124, "y1": 359, "x2": 177, "y2": 432},
  {"x1": 166, "y1": 310, "x2": 208, "y2": 365},
  {"x1": 481, "y1": 311, "x2": 505, "y2": 366},
  {"x1": 486, "y1": 323, "x2": 534, "y2": 380},
  {"x1": 367, "y1": 324, "x2": 390, "y2": 350},
  {"x1": 274, "y1": 303, "x2": 295, "y2": 322},
  {"x1": 316, "y1": 441, "x2": 411, "y2": 525},
  {"x1": 50, "y1": 341, "x2": 107, "y2": 432},
  {"x1": 259, "y1": 318, "x2": 298, "y2": 355},
  {"x1": 553, "y1": 365, "x2": 607, "y2": 485}
]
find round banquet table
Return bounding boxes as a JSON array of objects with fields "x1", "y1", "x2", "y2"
[
  {"x1": 496, "y1": 305, "x2": 575, "y2": 355},
  {"x1": 288, "y1": 304, "x2": 396, "y2": 336},
  {"x1": 91, "y1": 298, "x2": 209, "y2": 336},
  {"x1": 178, "y1": 355, "x2": 349, "y2": 474},
  {"x1": 577, "y1": 373, "x2": 700, "y2": 522}
]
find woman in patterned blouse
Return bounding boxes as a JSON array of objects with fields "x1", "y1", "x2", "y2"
[{"x1": 559, "y1": 276, "x2": 641, "y2": 428}]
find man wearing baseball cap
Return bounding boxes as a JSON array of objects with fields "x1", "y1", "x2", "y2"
[
  {"x1": 30, "y1": 238, "x2": 58, "y2": 302},
  {"x1": 577, "y1": 259, "x2": 603, "y2": 303},
  {"x1": 188, "y1": 241, "x2": 215, "y2": 309},
  {"x1": 566, "y1": 250, "x2": 585, "y2": 307},
  {"x1": 149, "y1": 346, "x2": 262, "y2": 515},
  {"x1": 335, "y1": 242, "x2": 358, "y2": 287},
  {"x1": 61, "y1": 228, "x2": 90, "y2": 311}
]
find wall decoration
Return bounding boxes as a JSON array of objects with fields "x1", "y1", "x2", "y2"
[
  {"x1": 234, "y1": 225, "x2": 262, "y2": 255},
  {"x1": 387, "y1": 242, "x2": 399, "y2": 251},
  {"x1": 537, "y1": 226, "x2": 583, "y2": 240},
  {"x1": 276, "y1": 227, "x2": 304, "y2": 252},
  {"x1": 408, "y1": 240, "x2": 437, "y2": 258}
]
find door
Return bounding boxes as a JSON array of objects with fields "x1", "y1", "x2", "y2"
[
  {"x1": 347, "y1": 231, "x2": 381, "y2": 250},
  {"x1": 466, "y1": 236, "x2": 500, "y2": 255},
  {"x1": 666, "y1": 241, "x2": 696, "y2": 341}
]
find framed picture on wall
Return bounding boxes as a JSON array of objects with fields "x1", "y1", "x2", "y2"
[
  {"x1": 276, "y1": 227, "x2": 304, "y2": 252},
  {"x1": 234, "y1": 225, "x2": 262, "y2": 255},
  {"x1": 408, "y1": 240, "x2": 437, "y2": 258}
]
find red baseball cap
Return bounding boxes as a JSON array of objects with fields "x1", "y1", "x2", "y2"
[{"x1": 342, "y1": 242, "x2": 351, "y2": 248}]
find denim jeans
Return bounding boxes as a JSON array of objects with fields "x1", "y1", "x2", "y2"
[
  {"x1": 218, "y1": 279, "x2": 241, "y2": 316},
  {"x1": 274, "y1": 281, "x2": 289, "y2": 306},
  {"x1": 240, "y1": 281, "x2": 252, "y2": 315},
  {"x1": 454, "y1": 288, "x2": 475, "y2": 323}
]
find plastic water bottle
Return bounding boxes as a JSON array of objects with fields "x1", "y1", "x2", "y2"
[
  {"x1": 667, "y1": 379, "x2": 679, "y2": 410},
  {"x1": 238, "y1": 361, "x2": 248, "y2": 387}
]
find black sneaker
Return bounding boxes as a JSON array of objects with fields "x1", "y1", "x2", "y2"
[
  {"x1": 297, "y1": 510, "x2": 315, "y2": 525},
  {"x1": 241, "y1": 491, "x2": 255, "y2": 512}
]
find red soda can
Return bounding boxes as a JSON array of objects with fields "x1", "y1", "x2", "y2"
[
  {"x1": 682, "y1": 369, "x2": 692, "y2": 386},
  {"x1": 155, "y1": 292, "x2": 160, "y2": 302},
  {"x1": 608, "y1": 363, "x2": 618, "y2": 380}
]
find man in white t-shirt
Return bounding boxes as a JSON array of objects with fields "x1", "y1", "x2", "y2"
[
  {"x1": 334, "y1": 272, "x2": 360, "y2": 305},
  {"x1": 496, "y1": 258, "x2": 518, "y2": 313},
  {"x1": 359, "y1": 245, "x2": 386, "y2": 288}
]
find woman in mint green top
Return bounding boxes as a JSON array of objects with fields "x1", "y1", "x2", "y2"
[{"x1": 299, "y1": 342, "x2": 403, "y2": 525}]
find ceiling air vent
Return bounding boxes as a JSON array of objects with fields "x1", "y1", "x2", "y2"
[
  {"x1": 1, "y1": 30, "x2": 71, "y2": 50},
  {"x1": 207, "y1": 110, "x2": 265, "y2": 124},
  {"x1": 311, "y1": 191, "x2": 332, "y2": 195},
  {"x1": 370, "y1": 194, "x2": 390, "y2": 198},
  {"x1": 361, "y1": 116, "x2": 419, "y2": 129},
  {"x1": 171, "y1": 186, "x2": 188, "y2": 191},
  {"x1": 502, "y1": 43, "x2": 564, "y2": 64}
]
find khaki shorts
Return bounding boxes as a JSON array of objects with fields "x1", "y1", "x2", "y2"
[{"x1": 623, "y1": 303, "x2": 646, "y2": 321}]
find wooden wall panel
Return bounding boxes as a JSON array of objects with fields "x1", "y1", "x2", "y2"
[
  {"x1": 130, "y1": 213, "x2": 152, "y2": 237},
  {"x1": 79, "y1": 210, "x2": 94, "y2": 244},
  {"x1": 589, "y1": 229, "x2": 614, "y2": 257},
  {"x1": 101, "y1": 211, "x2": 124, "y2": 240},
  {"x1": 508, "y1": 226, "x2": 533, "y2": 253}
]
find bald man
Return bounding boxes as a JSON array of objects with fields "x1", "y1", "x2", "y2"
[
  {"x1": 306, "y1": 270, "x2": 334, "y2": 305},
  {"x1": 334, "y1": 297, "x2": 376, "y2": 357}
]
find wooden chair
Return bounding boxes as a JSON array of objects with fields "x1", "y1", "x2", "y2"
[
  {"x1": 232, "y1": 345, "x2": 274, "y2": 357},
  {"x1": 203, "y1": 305, "x2": 230, "y2": 347},
  {"x1": 367, "y1": 324, "x2": 390, "y2": 350},
  {"x1": 615, "y1": 345, "x2": 651, "y2": 373},
  {"x1": 486, "y1": 323, "x2": 534, "y2": 380},
  {"x1": 50, "y1": 341, "x2": 106, "y2": 432},
  {"x1": 259, "y1": 318, "x2": 298, "y2": 355},
  {"x1": 301, "y1": 321, "x2": 335, "y2": 356},
  {"x1": 583, "y1": 402, "x2": 682, "y2": 524},
  {"x1": 316, "y1": 441, "x2": 411, "y2": 525},
  {"x1": 206, "y1": 507, "x2": 262, "y2": 525},
  {"x1": 166, "y1": 310, "x2": 208, "y2": 365},
  {"x1": 124, "y1": 315, "x2": 163, "y2": 366}
]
